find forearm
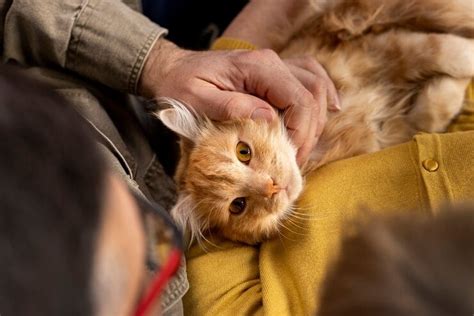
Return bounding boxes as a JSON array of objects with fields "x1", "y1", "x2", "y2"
[
  {"x1": 2, "y1": 0, "x2": 166, "y2": 94},
  {"x1": 221, "y1": 0, "x2": 313, "y2": 51}
]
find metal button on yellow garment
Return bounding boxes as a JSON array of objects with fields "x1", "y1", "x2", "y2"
[{"x1": 422, "y1": 159, "x2": 439, "y2": 172}]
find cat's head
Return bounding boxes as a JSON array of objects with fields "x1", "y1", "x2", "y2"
[{"x1": 157, "y1": 99, "x2": 303, "y2": 244}]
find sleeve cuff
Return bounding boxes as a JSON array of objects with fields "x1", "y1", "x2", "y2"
[{"x1": 211, "y1": 37, "x2": 258, "y2": 51}]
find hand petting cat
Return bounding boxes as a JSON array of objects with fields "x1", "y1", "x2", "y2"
[{"x1": 139, "y1": 38, "x2": 339, "y2": 165}]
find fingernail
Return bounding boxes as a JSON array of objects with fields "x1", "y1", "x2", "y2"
[
  {"x1": 251, "y1": 108, "x2": 274, "y2": 121},
  {"x1": 334, "y1": 93, "x2": 342, "y2": 110},
  {"x1": 296, "y1": 153, "x2": 305, "y2": 167},
  {"x1": 328, "y1": 94, "x2": 341, "y2": 112},
  {"x1": 314, "y1": 135, "x2": 320, "y2": 145}
]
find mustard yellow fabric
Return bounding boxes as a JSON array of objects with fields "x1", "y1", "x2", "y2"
[
  {"x1": 185, "y1": 39, "x2": 474, "y2": 315},
  {"x1": 448, "y1": 83, "x2": 474, "y2": 132},
  {"x1": 211, "y1": 37, "x2": 258, "y2": 51},
  {"x1": 184, "y1": 131, "x2": 474, "y2": 315}
]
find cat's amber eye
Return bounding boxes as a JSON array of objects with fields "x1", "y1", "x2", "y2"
[
  {"x1": 229, "y1": 197, "x2": 247, "y2": 215},
  {"x1": 236, "y1": 141, "x2": 251, "y2": 164}
]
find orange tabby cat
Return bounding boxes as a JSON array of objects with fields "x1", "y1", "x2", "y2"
[{"x1": 157, "y1": 0, "x2": 474, "y2": 245}]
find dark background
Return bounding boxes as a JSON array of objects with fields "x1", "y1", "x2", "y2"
[{"x1": 142, "y1": 0, "x2": 248, "y2": 50}]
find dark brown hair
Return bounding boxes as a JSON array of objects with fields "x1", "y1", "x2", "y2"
[{"x1": 317, "y1": 205, "x2": 474, "y2": 316}]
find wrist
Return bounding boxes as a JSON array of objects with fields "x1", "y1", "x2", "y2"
[{"x1": 138, "y1": 38, "x2": 188, "y2": 98}]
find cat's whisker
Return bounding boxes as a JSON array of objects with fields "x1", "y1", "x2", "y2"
[
  {"x1": 187, "y1": 200, "x2": 206, "y2": 248},
  {"x1": 182, "y1": 199, "x2": 221, "y2": 251},
  {"x1": 285, "y1": 210, "x2": 305, "y2": 222},
  {"x1": 288, "y1": 208, "x2": 321, "y2": 219},
  {"x1": 284, "y1": 220, "x2": 310, "y2": 233},
  {"x1": 290, "y1": 205, "x2": 318, "y2": 212},
  {"x1": 284, "y1": 216, "x2": 309, "y2": 231},
  {"x1": 288, "y1": 214, "x2": 321, "y2": 222},
  {"x1": 196, "y1": 206, "x2": 224, "y2": 251},
  {"x1": 188, "y1": 228, "x2": 206, "y2": 252},
  {"x1": 277, "y1": 222, "x2": 299, "y2": 241},
  {"x1": 201, "y1": 233, "x2": 222, "y2": 251},
  {"x1": 196, "y1": 238, "x2": 210, "y2": 254},
  {"x1": 290, "y1": 212, "x2": 328, "y2": 222},
  {"x1": 290, "y1": 206, "x2": 327, "y2": 218},
  {"x1": 203, "y1": 210, "x2": 213, "y2": 232},
  {"x1": 196, "y1": 226, "x2": 221, "y2": 251},
  {"x1": 278, "y1": 220, "x2": 306, "y2": 236},
  {"x1": 196, "y1": 227, "x2": 221, "y2": 253},
  {"x1": 277, "y1": 230, "x2": 286, "y2": 246},
  {"x1": 289, "y1": 204, "x2": 315, "y2": 210},
  {"x1": 278, "y1": 231, "x2": 294, "y2": 243},
  {"x1": 287, "y1": 211, "x2": 314, "y2": 218},
  {"x1": 277, "y1": 226, "x2": 295, "y2": 242}
]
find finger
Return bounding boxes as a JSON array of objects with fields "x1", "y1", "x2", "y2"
[
  {"x1": 315, "y1": 87, "x2": 328, "y2": 140},
  {"x1": 285, "y1": 64, "x2": 319, "y2": 164},
  {"x1": 287, "y1": 64, "x2": 329, "y2": 164},
  {"x1": 281, "y1": 94, "x2": 314, "y2": 151},
  {"x1": 296, "y1": 80, "x2": 327, "y2": 165},
  {"x1": 192, "y1": 85, "x2": 277, "y2": 121},
  {"x1": 286, "y1": 64, "x2": 318, "y2": 96},
  {"x1": 232, "y1": 50, "x2": 319, "y2": 150},
  {"x1": 285, "y1": 57, "x2": 341, "y2": 111},
  {"x1": 287, "y1": 63, "x2": 331, "y2": 108},
  {"x1": 325, "y1": 78, "x2": 341, "y2": 113},
  {"x1": 234, "y1": 50, "x2": 316, "y2": 107}
]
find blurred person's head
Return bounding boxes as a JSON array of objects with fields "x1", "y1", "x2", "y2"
[
  {"x1": 317, "y1": 206, "x2": 474, "y2": 316},
  {"x1": 0, "y1": 67, "x2": 147, "y2": 316}
]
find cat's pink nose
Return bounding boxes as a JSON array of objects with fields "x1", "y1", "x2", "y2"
[{"x1": 263, "y1": 179, "x2": 281, "y2": 198}]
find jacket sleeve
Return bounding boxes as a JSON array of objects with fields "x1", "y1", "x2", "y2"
[{"x1": 1, "y1": 0, "x2": 167, "y2": 94}]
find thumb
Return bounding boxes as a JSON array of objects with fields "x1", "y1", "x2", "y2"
[{"x1": 198, "y1": 89, "x2": 276, "y2": 121}]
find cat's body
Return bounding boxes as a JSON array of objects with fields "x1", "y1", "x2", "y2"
[
  {"x1": 284, "y1": 1, "x2": 474, "y2": 170},
  {"x1": 291, "y1": 29, "x2": 473, "y2": 170},
  {"x1": 159, "y1": 0, "x2": 474, "y2": 244}
]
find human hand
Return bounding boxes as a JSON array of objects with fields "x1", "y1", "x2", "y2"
[
  {"x1": 284, "y1": 56, "x2": 341, "y2": 162},
  {"x1": 139, "y1": 39, "x2": 339, "y2": 165}
]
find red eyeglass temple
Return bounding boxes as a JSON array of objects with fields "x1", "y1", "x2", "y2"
[{"x1": 133, "y1": 249, "x2": 182, "y2": 316}]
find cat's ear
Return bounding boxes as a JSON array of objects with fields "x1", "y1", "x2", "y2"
[{"x1": 156, "y1": 98, "x2": 201, "y2": 141}]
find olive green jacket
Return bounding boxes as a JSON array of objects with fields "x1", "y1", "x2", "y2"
[{"x1": 0, "y1": 0, "x2": 188, "y2": 314}]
